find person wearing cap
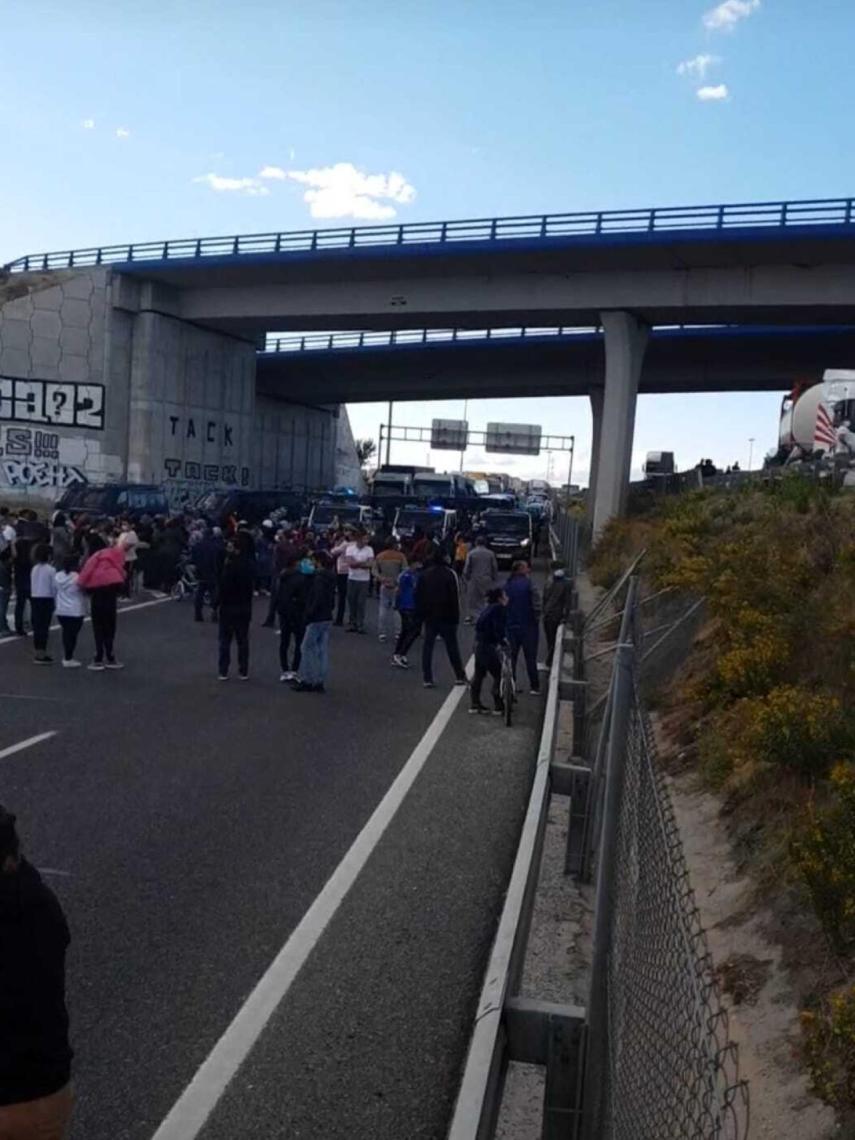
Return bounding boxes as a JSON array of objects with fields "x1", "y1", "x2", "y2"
[
  {"x1": 542, "y1": 560, "x2": 574, "y2": 667},
  {"x1": 0, "y1": 807, "x2": 73, "y2": 1138}
]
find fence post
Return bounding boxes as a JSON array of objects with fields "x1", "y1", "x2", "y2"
[{"x1": 582, "y1": 633, "x2": 636, "y2": 1140}]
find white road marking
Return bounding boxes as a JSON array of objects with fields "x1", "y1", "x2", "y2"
[
  {"x1": 0, "y1": 731, "x2": 57, "y2": 760},
  {"x1": 151, "y1": 656, "x2": 475, "y2": 1140},
  {"x1": 0, "y1": 596, "x2": 173, "y2": 647},
  {"x1": 38, "y1": 867, "x2": 71, "y2": 877}
]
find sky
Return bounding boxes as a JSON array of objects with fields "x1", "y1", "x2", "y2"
[{"x1": 2, "y1": 0, "x2": 852, "y2": 482}]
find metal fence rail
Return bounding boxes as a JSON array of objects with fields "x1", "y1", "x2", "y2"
[
  {"x1": 6, "y1": 194, "x2": 855, "y2": 272},
  {"x1": 580, "y1": 578, "x2": 748, "y2": 1140}
]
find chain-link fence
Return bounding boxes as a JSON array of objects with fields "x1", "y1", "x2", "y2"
[{"x1": 580, "y1": 578, "x2": 749, "y2": 1140}]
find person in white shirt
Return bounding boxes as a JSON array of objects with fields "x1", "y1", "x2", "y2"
[
  {"x1": 30, "y1": 544, "x2": 57, "y2": 664},
  {"x1": 345, "y1": 531, "x2": 374, "y2": 633},
  {"x1": 54, "y1": 558, "x2": 87, "y2": 667}
]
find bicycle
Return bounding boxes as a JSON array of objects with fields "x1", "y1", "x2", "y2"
[
  {"x1": 171, "y1": 557, "x2": 208, "y2": 604},
  {"x1": 498, "y1": 640, "x2": 516, "y2": 727}
]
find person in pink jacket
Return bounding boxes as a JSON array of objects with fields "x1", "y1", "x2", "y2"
[{"x1": 77, "y1": 535, "x2": 126, "y2": 671}]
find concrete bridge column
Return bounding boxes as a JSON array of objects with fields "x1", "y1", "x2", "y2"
[
  {"x1": 592, "y1": 312, "x2": 649, "y2": 537},
  {"x1": 586, "y1": 388, "x2": 604, "y2": 523}
]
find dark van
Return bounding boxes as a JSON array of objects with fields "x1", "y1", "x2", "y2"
[
  {"x1": 196, "y1": 489, "x2": 306, "y2": 527},
  {"x1": 57, "y1": 483, "x2": 169, "y2": 521}
]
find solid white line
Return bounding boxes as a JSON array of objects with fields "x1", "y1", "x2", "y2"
[
  {"x1": 150, "y1": 658, "x2": 474, "y2": 1140},
  {"x1": 0, "y1": 596, "x2": 173, "y2": 646},
  {"x1": 0, "y1": 731, "x2": 57, "y2": 760}
]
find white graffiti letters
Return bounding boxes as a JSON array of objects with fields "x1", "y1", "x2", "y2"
[
  {"x1": 1, "y1": 460, "x2": 86, "y2": 488},
  {"x1": 0, "y1": 376, "x2": 105, "y2": 430}
]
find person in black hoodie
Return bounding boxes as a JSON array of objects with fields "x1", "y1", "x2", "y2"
[
  {"x1": 292, "y1": 550, "x2": 337, "y2": 693},
  {"x1": 216, "y1": 533, "x2": 255, "y2": 680},
  {"x1": 0, "y1": 806, "x2": 73, "y2": 1138},
  {"x1": 470, "y1": 587, "x2": 508, "y2": 714},
  {"x1": 415, "y1": 554, "x2": 468, "y2": 688},
  {"x1": 276, "y1": 553, "x2": 310, "y2": 682}
]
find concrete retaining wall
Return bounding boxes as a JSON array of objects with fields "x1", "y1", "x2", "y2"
[{"x1": 0, "y1": 268, "x2": 359, "y2": 510}]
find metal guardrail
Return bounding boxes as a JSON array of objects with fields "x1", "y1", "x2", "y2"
[
  {"x1": 6, "y1": 195, "x2": 855, "y2": 272},
  {"x1": 264, "y1": 327, "x2": 598, "y2": 353}
]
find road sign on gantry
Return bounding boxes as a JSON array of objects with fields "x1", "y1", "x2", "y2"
[
  {"x1": 485, "y1": 422, "x2": 542, "y2": 456},
  {"x1": 431, "y1": 419, "x2": 469, "y2": 450}
]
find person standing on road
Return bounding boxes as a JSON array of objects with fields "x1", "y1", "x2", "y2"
[
  {"x1": 345, "y1": 530, "x2": 374, "y2": 634},
  {"x1": 55, "y1": 558, "x2": 86, "y2": 668},
  {"x1": 276, "y1": 553, "x2": 309, "y2": 682},
  {"x1": 216, "y1": 532, "x2": 255, "y2": 681},
  {"x1": 12, "y1": 511, "x2": 37, "y2": 637},
  {"x1": 373, "y1": 538, "x2": 407, "y2": 643},
  {"x1": 462, "y1": 535, "x2": 498, "y2": 624},
  {"x1": 415, "y1": 554, "x2": 468, "y2": 689},
  {"x1": 469, "y1": 587, "x2": 508, "y2": 715},
  {"x1": 116, "y1": 520, "x2": 139, "y2": 598},
  {"x1": 0, "y1": 806, "x2": 73, "y2": 1140},
  {"x1": 77, "y1": 534, "x2": 126, "y2": 671},
  {"x1": 505, "y1": 560, "x2": 542, "y2": 695},
  {"x1": 30, "y1": 545, "x2": 57, "y2": 665},
  {"x1": 291, "y1": 550, "x2": 336, "y2": 693},
  {"x1": 191, "y1": 527, "x2": 223, "y2": 624},
  {"x1": 391, "y1": 558, "x2": 421, "y2": 669},
  {"x1": 0, "y1": 547, "x2": 12, "y2": 639},
  {"x1": 542, "y1": 561, "x2": 574, "y2": 667},
  {"x1": 329, "y1": 529, "x2": 352, "y2": 627},
  {"x1": 50, "y1": 514, "x2": 73, "y2": 571}
]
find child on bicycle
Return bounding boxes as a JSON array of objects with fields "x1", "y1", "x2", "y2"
[{"x1": 469, "y1": 586, "x2": 508, "y2": 715}]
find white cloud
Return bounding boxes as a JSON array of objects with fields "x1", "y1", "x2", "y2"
[
  {"x1": 285, "y1": 162, "x2": 416, "y2": 220},
  {"x1": 193, "y1": 172, "x2": 270, "y2": 196},
  {"x1": 258, "y1": 165, "x2": 287, "y2": 181},
  {"x1": 115, "y1": 127, "x2": 131, "y2": 139},
  {"x1": 697, "y1": 83, "x2": 730, "y2": 100},
  {"x1": 703, "y1": 0, "x2": 759, "y2": 31},
  {"x1": 81, "y1": 118, "x2": 95, "y2": 130},
  {"x1": 676, "y1": 53, "x2": 719, "y2": 79}
]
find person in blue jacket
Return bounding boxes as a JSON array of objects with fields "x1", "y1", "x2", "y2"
[
  {"x1": 504, "y1": 560, "x2": 542, "y2": 695},
  {"x1": 470, "y1": 587, "x2": 508, "y2": 714},
  {"x1": 391, "y1": 558, "x2": 422, "y2": 668}
]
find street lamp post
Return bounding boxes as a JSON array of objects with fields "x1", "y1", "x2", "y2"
[{"x1": 748, "y1": 437, "x2": 755, "y2": 471}]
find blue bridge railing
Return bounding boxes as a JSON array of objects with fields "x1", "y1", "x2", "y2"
[
  {"x1": 5, "y1": 196, "x2": 855, "y2": 273},
  {"x1": 263, "y1": 326, "x2": 599, "y2": 353}
]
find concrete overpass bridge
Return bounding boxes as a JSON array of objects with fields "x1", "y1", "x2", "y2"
[{"x1": 4, "y1": 195, "x2": 855, "y2": 527}]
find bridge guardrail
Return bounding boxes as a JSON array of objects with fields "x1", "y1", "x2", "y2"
[{"x1": 6, "y1": 194, "x2": 855, "y2": 272}]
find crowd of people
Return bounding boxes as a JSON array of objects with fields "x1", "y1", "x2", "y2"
[{"x1": 0, "y1": 505, "x2": 574, "y2": 706}]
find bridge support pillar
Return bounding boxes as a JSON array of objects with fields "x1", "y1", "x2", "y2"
[
  {"x1": 592, "y1": 312, "x2": 649, "y2": 537},
  {"x1": 586, "y1": 388, "x2": 604, "y2": 523}
]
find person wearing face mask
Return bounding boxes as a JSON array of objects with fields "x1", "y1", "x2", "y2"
[
  {"x1": 291, "y1": 550, "x2": 336, "y2": 693},
  {"x1": 276, "y1": 553, "x2": 310, "y2": 682},
  {"x1": 542, "y1": 560, "x2": 574, "y2": 668}
]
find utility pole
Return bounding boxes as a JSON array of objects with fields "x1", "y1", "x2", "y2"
[
  {"x1": 748, "y1": 437, "x2": 755, "y2": 471},
  {"x1": 385, "y1": 401, "x2": 393, "y2": 467},
  {"x1": 459, "y1": 399, "x2": 468, "y2": 472}
]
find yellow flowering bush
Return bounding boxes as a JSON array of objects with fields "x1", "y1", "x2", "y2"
[
  {"x1": 734, "y1": 686, "x2": 849, "y2": 781},
  {"x1": 791, "y1": 765, "x2": 855, "y2": 948},
  {"x1": 801, "y1": 986, "x2": 855, "y2": 1108}
]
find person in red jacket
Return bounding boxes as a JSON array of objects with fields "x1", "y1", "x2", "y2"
[{"x1": 77, "y1": 534, "x2": 126, "y2": 671}]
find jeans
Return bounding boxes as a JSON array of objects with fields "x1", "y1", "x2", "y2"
[
  {"x1": 335, "y1": 574, "x2": 348, "y2": 624},
  {"x1": 218, "y1": 608, "x2": 250, "y2": 676},
  {"x1": 377, "y1": 588, "x2": 398, "y2": 639},
  {"x1": 394, "y1": 610, "x2": 421, "y2": 657},
  {"x1": 544, "y1": 616, "x2": 561, "y2": 666},
  {"x1": 509, "y1": 624, "x2": 540, "y2": 691},
  {"x1": 279, "y1": 615, "x2": 305, "y2": 673},
  {"x1": 195, "y1": 578, "x2": 217, "y2": 621},
  {"x1": 422, "y1": 620, "x2": 466, "y2": 684},
  {"x1": 30, "y1": 597, "x2": 54, "y2": 653},
  {"x1": 90, "y1": 586, "x2": 119, "y2": 662},
  {"x1": 0, "y1": 585, "x2": 9, "y2": 633},
  {"x1": 471, "y1": 644, "x2": 502, "y2": 708},
  {"x1": 299, "y1": 621, "x2": 331, "y2": 686},
  {"x1": 14, "y1": 577, "x2": 29, "y2": 634},
  {"x1": 347, "y1": 578, "x2": 369, "y2": 630},
  {"x1": 58, "y1": 615, "x2": 84, "y2": 660}
]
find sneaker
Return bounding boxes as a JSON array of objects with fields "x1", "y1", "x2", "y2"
[
  {"x1": 537, "y1": 662, "x2": 551, "y2": 673},
  {"x1": 492, "y1": 706, "x2": 504, "y2": 716},
  {"x1": 218, "y1": 674, "x2": 229, "y2": 681},
  {"x1": 463, "y1": 617, "x2": 474, "y2": 625},
  {"x1": 469, "y1": 704, "x2": 489, "y2": 715},
  {"x1": 62, "y1": 659, "x2": 82, "y2": 669},
  {"x1": 454, "y1": 678, "x2": 468, "y2": 687},
  {"x1": 105, "y1": 661, "x2": 124, "y2": 670},
  {"x1": 423, "y1": 681, "x2": 436, "y2": 688},
  {"x1": 378, "y1": 634, "x2": 387, "y2": 643},
  {"x1": 33, "y1": 656, "x2": 53, "y2": 665},
  {"x1": 280, "y1": 671, "x2": 297, "y2": 682},
  {"x1": 391, "y1": 655, "x2": 409, "y2": 669},
  {"x1": 88, "y1": 661, "x2": 105, "y2": 671},
  {"x1": 238, "y1": 673, "x2": 249, "y2": 681},
  {"x1": 400, "y1": 655, "x2": 409, "y2": 666}
]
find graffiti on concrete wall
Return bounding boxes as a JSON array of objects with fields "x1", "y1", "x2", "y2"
[
  {"x1": 0, "y1": 376, "x2": 105, "y2": 430},
  {"x1": 0, "y1": 426, "x2": 87, "y2": 488},
  {"x1": 163, "y1": 459, "x2": 250, "y2": 486}
]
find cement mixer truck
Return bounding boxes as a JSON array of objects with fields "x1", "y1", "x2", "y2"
[{"x1": 776, "y1": 372, "x2": 855, "y2": 473}]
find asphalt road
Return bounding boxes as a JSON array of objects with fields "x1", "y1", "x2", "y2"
[{"x1": 0, "y1": 588, "x2": 543, "y2": 1140}]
